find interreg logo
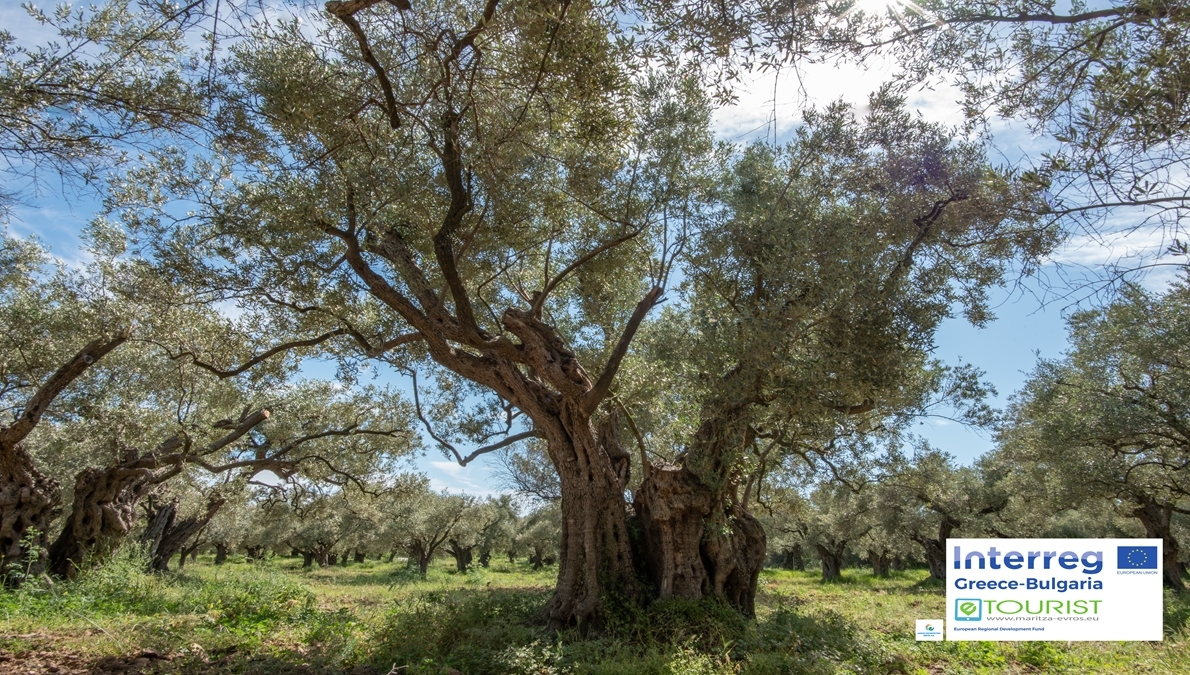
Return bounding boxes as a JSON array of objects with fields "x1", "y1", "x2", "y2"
[
  {"x1": 1117, "y1": 546, "x2": 1158, "y2": 569},
  {"x1": 955, "y1": 599, "x2": 982, "y2": 621}
]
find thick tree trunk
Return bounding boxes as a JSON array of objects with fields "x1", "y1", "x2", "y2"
[
  {"x1": 215, "y1": 543, "x2": 229, "y2": 565},
  {"x1": 817, "y1": 542, "x2": 846, "y2": 581},
  {"x1": 912, "y1": 517, "x2": 957, "y2": 582},
  {"x1": 891, "y1": 555, "x2": 905, "y2": 571},
  {"x1": 538, "y1": 404, "x2": 640, "y2": 631},
  {"x1": 1133, "y1": 496, "x2": 1186, "y2": 591},
  {"x1": 448, "y1": 540, "x2": 473, "y2": 572},
  {"x1": 354, "y1": 551, "x2": 366, "y2": 564},
  {"x1": 479, "y1": 547, "x2": 491, "y2": 568},
  {"x1": 246, "y1": 545, "x2": 264, "y2": 560},
  {"x1": 508, "y1": 550, "x2": 516, "y2": 564},
  {"x1": 632, "y1": 410, "x2": 766, "y2": 617},
  {"x1": 321, "y1": 552, "x2": 333, "y2": 567},
  {"x1": 145, "y1": 495, "x2": 224, "y2": 572},
  {"x1": 869, "y1": 548, "x2": 891, "y2": 577},
  {"x1": 0, "y1": 333, "x2": 127, "y2": 583},
  {"x1": 48, "y1": 463, "x2": 153, "y2": 578},
  {"x1": 418, "y1": 554, "x2": 430, "y2": 577},
  {"x1": 790, "y1": 544, "x2": 805, "y2": 571},
  {"x1": 0, "y1": 443, "x2": 60, "y2": 582}
]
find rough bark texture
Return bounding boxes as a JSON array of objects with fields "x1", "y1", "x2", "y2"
[
  {"x1": 214, "y1": 543, "x2": 229, "y2": 564},
  {"x1": 48, "y1": 462, "x2": 154, "y2": 578},
  {"x1": 0, "y1": 443, "x2": 60, "y2": 581},
  {"x1": 448, "y1": 540, "x2": 473, "y2": 572},
  {"x1": 145, "y1": 495, "x2": 225, "y2": 572},
  {"x1": 912, "y1": 516, "x2": 958, "y2": 582},
  {"x1": 354, "y1": 551, "x2": 366, "y2": 563},
  {"x1": 632, "y1": 409, "x2": 766, "y2": 617},
  {"x1": 1133, "y1": 496, "x2": 1186, "y2": 591},
  {"x1": 537, "y1": 402, "x2": 639, "y2": 631},
  {"x1": 868, "y1": 548, "x2": 892, "y2": 577},
  {"x1": 816, "y1": 541, "x2": 846, "y2": 581},
  {"x1": 0, "y1": 333, "x2": 128, "y2": 582}
]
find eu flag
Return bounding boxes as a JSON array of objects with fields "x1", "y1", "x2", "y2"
[{"x1": 1117, "y1": 546, "x2": 1159, "y2": 569}]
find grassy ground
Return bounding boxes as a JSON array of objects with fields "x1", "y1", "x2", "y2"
[{"x1": 2, "y1": 552, "x2": 1188, "y2": 674}]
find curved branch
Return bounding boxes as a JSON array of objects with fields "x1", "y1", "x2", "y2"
[{"x1": 1, "y1": 328, "x2": 130, "y2": 448}]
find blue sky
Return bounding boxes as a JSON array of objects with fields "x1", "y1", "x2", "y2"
[{"x1": 5, "y1": 2, "x2": 1170, "y2": 493}]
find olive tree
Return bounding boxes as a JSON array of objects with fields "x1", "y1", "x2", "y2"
[{"x1": 1000, "y1": 279, "x2": 1190, "y2": 589}]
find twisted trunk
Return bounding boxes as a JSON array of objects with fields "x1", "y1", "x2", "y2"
[
  {"x1": 447, "y1": 540, "x2": 473, "y2": 572},
  {"x1": 48, "y1": 463, "x2": 154, "y2": 578},
  {"x1": 817, "y1": 541, "x2": 847, "y2": 581},
  {"x1": 869, "y1": 548, "x2": 891, "y2": 577},
  {"x1": 0, "y1": 443, "x2": 59, "y2": 581},
  {"x1": 0, "y1": 333, "x2": 128, "y2": 582},
  {"x1": 912, "y1": 516, "x2": 958, "y2": 582},
  {"x1": 632, "y1": 411, "x2": 766, "y2": 616},
  {"x1": 145, "y1": 495, "x2": 225, "y2": 572},
  {"x1": 1133, "y1": 496, "x2": 1186, "y2": 591},
  {"x1": 539, "y1": 403, "x2": 638, "y2": 631}
]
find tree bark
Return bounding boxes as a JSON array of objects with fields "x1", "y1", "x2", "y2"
[
  {"x1": 0, "y1": 444, "x2": 59, "y2": 582},
  {"x1": 868, "y1": 548, "x2": 891, "y2": 577},
  {"x1": 0, "y1": 332, "x2": 128, "y2": 582},
  {"x1": 354, "y1": 550, "x2": 366, "y2": 563},
  {"x1": 912, "y1": 516, "x2": 958, "y2": 582},
  {"x1": 448, "y1": 540, "x2": 473, "y2": 572},
  {"x1": 145, "y1": 495, "x2": 224, "y2": 572},
  {"x1": 215, "y1": 543, "x2": 229, "y2": 565},
  {"x1": 1133, "y1": 496, "x2": 1186, "y2": 591},
  {"x1": 632, "y1": 410, "x2": 767, "y2": 617},
  {"x1": 302, "y1": 551, "x2": 315, "y2": 568},
  {"x1": 817, "y1": 541, "x2": 846, "y2": 581},
  {"x1": 790, "y1": 544, "x2": 805, "y2": 571},
  {"x1": 47, "y1": 463, "x2": 154, "y2": 578},
  {"x1": 479, "y1": 547, "x2": 491, "y2": 568}
]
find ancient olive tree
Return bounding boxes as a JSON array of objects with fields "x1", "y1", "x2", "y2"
[
  {"x1": 0, "y1": 235, "x2": 132, "y2": 579},
  {"x1": 109, "y1": 0, "x2": 1050, "y2": 625},
  {"x1": 1000, "y1": 279, "x2": 1190, "y2": 589},
  {"x1": 873, "y1": 449, "x2": 1006, "y2": 581}
]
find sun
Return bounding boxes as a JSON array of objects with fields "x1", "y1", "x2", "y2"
[{"x1": 844, "y1": 0, "x2": 950, "y2": 31}]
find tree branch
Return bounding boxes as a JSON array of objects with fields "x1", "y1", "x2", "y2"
[
  {"x1": 1, "y1": 328, "x2": 130, "y2": 448},
  {"x1": 582, "y1": 286, "x2": 663, "y2": 414}
]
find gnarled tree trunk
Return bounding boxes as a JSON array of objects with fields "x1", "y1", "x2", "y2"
[
  {"x1": 0, "y1": 443, "x2": 60, "y2": 582},
  {"x1": 447, "y1": 540, "x2": 473, "y2": 572},
  {"x1": 632, "y1": 410, "x2": 766, "y2": 617},
  {"x1": 48, "y1": 462, "x2": 154, "y2": 578},
  {"x1": 145, "y1": 495, "x2": 225, "y2": 572},
  {"x1": 0, "y1": 333, "x2": 128, "y2": 583},
  {"x1": 817, "y1": 541, "x2": 847, "y2": 581},
  {"x1": 1133, "y1": 496, "x2": 1186, "y2": 591},
  {"x1": 354, "y1": 550, "x2": 366, "y2": 563},
  {"x1": 215, "y1": 543, "x2": 229, "y2": 564},
  {"x1": 912, "y1": 516, "x2": 958, "y2": 582},
  {"x1": 869, "y1": 548, "x2": 891, "y2": 577}
]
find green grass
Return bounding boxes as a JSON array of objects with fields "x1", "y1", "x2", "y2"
[{"x1": 2, "y1": 555, "x2": 1188, "y2": 674}]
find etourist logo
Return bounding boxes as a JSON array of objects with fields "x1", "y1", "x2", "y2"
[{"x1": 955, "y1": 599, "x2": 981, "y2": 621}]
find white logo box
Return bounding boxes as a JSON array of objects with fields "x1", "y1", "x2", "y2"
[{"x1": 946, "y1": 538, "x2": 1163, "y2": 641}]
